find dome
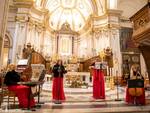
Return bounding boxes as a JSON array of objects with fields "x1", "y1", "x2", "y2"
[{"x1": 45, "y1": 0, "x2": 94, "y2": 31}]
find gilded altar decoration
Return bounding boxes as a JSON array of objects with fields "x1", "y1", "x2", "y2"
[
  {"x1": 69, "y1": 55, "x2": 78, "y2": 64},
  {"x1": 110, "y1": 76, "x2": 115, "y2": 90},
  {"x1": 104, "y1": 47, "x2": 113, "y2": 68},
  {"x1": 54, "y1": 22, "x2": 78, "y2": 56},
  {"x1": 99, "y1": 47, "x2": 113, "y2": 67},
  {"x1": 52, "y1": 54, "x2": 59, "y2": 61},
  {"x1": 104, "y1": 47, "x2": 113, "y2": 57},
  {"x1": 99, "y1": 50, "x2": 105, "y2": 61},
  {"x1": 99, "y1": 47, "x2": 114, "y2": 88}
]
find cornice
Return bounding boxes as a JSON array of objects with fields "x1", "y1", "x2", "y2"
[
  {"x1": 12, "y1": 0, "x2": 123, "y2": 36},
  {"x1": 13, "y1": 0, "x2": 34, "y2": 8},
  {"x1": 15, "y1": 15, "x2": 28, "y2": 22},
  {"x1": 93, "y1": 14, "x2": 108, "y2": 21},
  {"x1": 31, "y1": 6, "x2": 49, "y2": 16},
  {"x1": 132, "y1": 22, "x2": 150, "y2": 42},
  {"x1": 93, "y1": 24, "x2": 120, "y2": 32},
  {"x1": 107, "y1": 9, "x2": 122, "y2": 17}
]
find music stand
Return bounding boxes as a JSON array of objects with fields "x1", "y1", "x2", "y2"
[{"x1": 115, "y1": 71, "x2": 122, "y2": 101}]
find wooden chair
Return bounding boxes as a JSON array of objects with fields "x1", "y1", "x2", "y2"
[{"x1": 0, "y1": 75, "x2": 17, "y2": 108}]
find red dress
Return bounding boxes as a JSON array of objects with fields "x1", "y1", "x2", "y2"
[
  {"x1": 52, "y1": 64, "x2": 66, "y2": 101},
  {"x1": 4, "y1": 70, "x2": 35, "y2": 108},
  {"x1": 52, "y1": 77, "x2": 65, "y2": 101},
  {"x1": 8, "y1": 85, "x2": 35, "y2": 108},
  {"x1": 92, "y1": 69, "x2": 105, "y2": 99},
  {"x1": 126, "y1": 88, "x2": 145, "y2": 105}
]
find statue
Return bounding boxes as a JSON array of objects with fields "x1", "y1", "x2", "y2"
[
  {"x1": 22, "y1": 43, "x2": 34, "y2": 59},
  {"x1": 104, "y1": 47, "x2": 113, "y2": 67}
]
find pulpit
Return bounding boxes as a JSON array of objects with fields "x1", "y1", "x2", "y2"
[{"x1": 92, "y1": 67, "x2": 105, "y2": 99}]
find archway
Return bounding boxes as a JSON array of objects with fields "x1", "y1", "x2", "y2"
[{"x1": 2, "y1": 34, "x2": 12, "y2": 66}]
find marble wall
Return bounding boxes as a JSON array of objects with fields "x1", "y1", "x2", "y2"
[
  {"x1": 78, "y1": 31, "x2": 93, "y2": 58},
  {"x1": 43, "y1": 30, "x2": 53, "y2": 57}
]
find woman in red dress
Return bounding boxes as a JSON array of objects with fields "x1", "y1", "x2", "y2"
[
  {"x1": 52, "y1": 60, "x2": 67, "y2": 104},
  {"x1": 4, "y1": 64, "x2": 35, "y2": 108},
  {"x1": 125, "y1": 64, "x2": 145, "y2": 105},
  {"x1": 90, "y1": 62, "x2": 105, "y2": 99}
]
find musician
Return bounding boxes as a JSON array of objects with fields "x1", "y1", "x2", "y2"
[
  {"x1": 52, "y1": 60, "x2": 67, "y2": 104},
  {"x1": 130, "y1": 64, "x2": 144, "y2": 80},
  {"x1": 89, "y1": 60, "x2": 97, "y2": 69},
  {"x1": 90, "y1": 61, "x2": 105, "y2": 99},
  {"x1": 125, "y1": 64, "x2": 145, "y2": 105},
  {"x1": 4, "y1": 64, "x2": 35, "y2": 108}
]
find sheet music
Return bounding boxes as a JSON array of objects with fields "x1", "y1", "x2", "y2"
[
  {"x1": 17, "y1": 59, "x2": 28, "y2": 65},
  {"x1": 95, "y1": 62, "x2": 107, "y2": 69}
]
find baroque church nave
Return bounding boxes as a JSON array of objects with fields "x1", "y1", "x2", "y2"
[{"x1": 0, "y1": 0, "x2": 150, "y2": 113}]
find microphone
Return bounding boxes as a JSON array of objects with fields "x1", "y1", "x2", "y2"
[
  {"x1": 58, "y1": 66, "x2": 61, "y2": 77},
  {"x1": 58, "y1": 66, "x2": 61, "y2": 73}
]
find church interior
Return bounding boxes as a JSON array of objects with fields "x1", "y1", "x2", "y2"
[{"x1": 0, "y1": 0, "x2": 150, "y2": 112}]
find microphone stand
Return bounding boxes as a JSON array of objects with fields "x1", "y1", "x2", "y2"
[
  {"x1": 57, "y1": 66, "x2": 61, "y2": 104},
  {"x1": 100, "y1": 63, "x2": 103, "y2": 98},
  {"x1": 115, "y1": 71, "x2": 122, "y2": 101}
]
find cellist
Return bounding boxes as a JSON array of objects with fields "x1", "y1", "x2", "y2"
[{"x1": 125, "y1": 64, "x2": 145, "y2": 105}]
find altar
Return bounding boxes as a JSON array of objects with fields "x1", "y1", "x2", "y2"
[
  {"x1": 64, "y1": 72, "x2": 91, "y2": 88},
  {"x1": 45, "y1": 72, "x2": 91, "y2": 88}
]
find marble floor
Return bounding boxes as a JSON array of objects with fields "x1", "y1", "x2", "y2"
[
  {"x1": 0, "y1": 82, "x2": 150, "y2": 113},
  {"x1": 1, "y1": 100, "x2": 150, "y2": 113}
]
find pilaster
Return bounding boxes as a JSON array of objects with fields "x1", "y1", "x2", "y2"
[
  {"x1": 0, "y1": 0, "x2": 10, "y2": 66},
  {"x1": 92, "y1": 9, "x2": 122, "y2": 76}
]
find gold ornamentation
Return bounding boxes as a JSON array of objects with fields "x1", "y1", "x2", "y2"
[{"x1": 99, "y1": 50, "x2": 105, "y2": 61}]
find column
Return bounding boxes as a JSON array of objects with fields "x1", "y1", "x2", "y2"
[
  {"x1": 0, "y1": 0, "x2": 10, "y2": 66},
  {"x1": 17, "y1": 23, "x2": 26, "y2": 57},
  {"x1": 11, "y1": 23, "x2": 20, "y2": 63},
  {"x1": 107, "y1": 0, "x2": 117, "y2": 9},
  {"x1": 73, "y1": 36, "x2": 78, "y2": 56},
  {"x1": 40, "y1": 29, "x2": 45, "y2": 53},
  {"x1": 25, "y1": 22, "x2": 30, "y2": 44},
  {"x1": 110, "y1": 29, "x2": 122, "y2": 76}
]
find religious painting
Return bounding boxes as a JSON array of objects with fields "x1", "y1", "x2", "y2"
[
  {"x1": 59, "y1": 35, "x2": 72, "y2": 56},
  {"x1": 122, "y1": 53, "x2": 141, "y2": 80},
  {"x1": 120, "y1": 27, "x2": 141, "y2": 82},
  {"x1": 61, "y1": 37, "x2": 69, "y2": 53}
]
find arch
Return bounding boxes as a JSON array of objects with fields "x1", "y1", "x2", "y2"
[
  {"x1": 42, "y1": 0, "x2": 99, "y2": 16},
  {"x1": 2, "y1": 31, "x2": 13, "y2": 66},
  {"x1": 5, "y1": 31, "x2": 13, "y2": 48},
  {"x1": 88, "y1": 0, "x2": 98, "y2": 15},
  {"x1": 42, "y1": 0, "x2": 102, "y2": 31}
]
